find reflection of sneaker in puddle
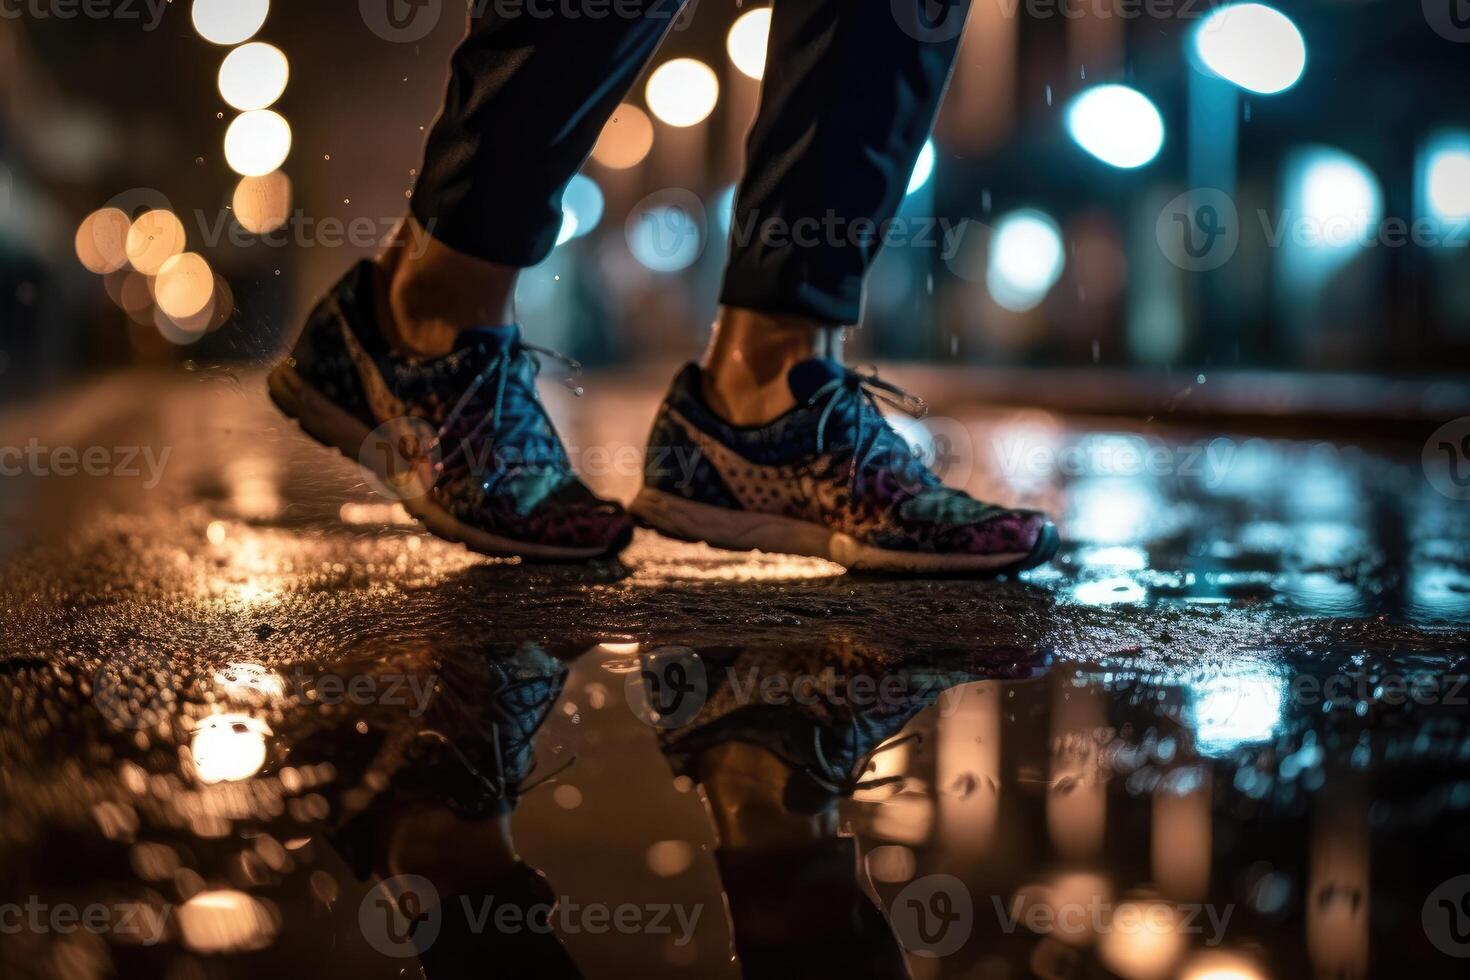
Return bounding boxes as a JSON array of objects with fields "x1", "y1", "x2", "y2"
[
  {"x1": 290, "y1": 643, "x2": 585, "y2": 977},
  {"x1": 284, "y1": 642, "x2": 574, "y2": 880},
  {"x1": 647, "y1": 643, "x2": 1043, "y2": 812}
]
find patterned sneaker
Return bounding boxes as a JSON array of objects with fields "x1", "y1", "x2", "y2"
[
  {"x1": 632, "y1": 360, "x2": 1060, "y2": 573},
  {"x1": 268, "y1": 261, "x2": 632, "y2": 560}
]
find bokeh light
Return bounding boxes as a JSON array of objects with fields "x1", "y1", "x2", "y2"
[
  {"x1": 191, "y1": 0, "x2": 269, "y2": 45},
  {"x1": 155, "y1": 253, "x2": 215, "y2": 319},
  {"x1": 190, "y1": 713, "x2": 270, "y2": 784},
  {"x1": 907, "y1": 139, "x2": 936, "y2": 196},
  {"x1": 591, "y1": 104, "x2": 655, "y2": 169},
  {"x1": 125, "y1": 209, "x2": 186, "y2": 275},
  {"x1": 987, "y1": 209, "x2": 1065, "y2": 312},
  {"x1": 233, "y1": 171, "x2": 293, "y2": 234},
  {"x1": 726, "y1": 7, "x2": 772, "y2": 80},
  {"x1": 75, "y1": 207, "x2": 132, "y2": 274},
  {"x1": 1425, "y1": 140, "x2": 1470, "y2": 222},
  {"x1": 225, "y1": 110, "x2": 293, "y2": 177},
  {"x1": 1298, "y1": 150, "x2": 1382, "y2": 249},
  {"x1": 178, "y1": 890, "x2": 278, "y2": 953},
  {"x1": 1195, "y1": 3, "x2": 1306, "y2": 95},
  {"x1": 1066, "y1": 84, "x2": 1165, "y2": 169},
  {"x1": 563, "y1": 174, "x2": 605, "y2": 240},
  {"x1": 628, "y1": 205, "x2": 703, "y2": 272},
  {"x1": 218, "y1": 42, "x2": 289, "y2": 111},
  {"x1": 645, "y1": 58, "x2": 719, "y2": 127}
]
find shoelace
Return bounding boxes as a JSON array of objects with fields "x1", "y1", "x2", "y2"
[
  {"x1": 804, "y1": 367, "x2": 930, "y2": 494},
  {"x1": 806, "y1": 727, "x2": 922, "y2": 797},
  {"x1": 426, "y1": 341, "x2": 583, "y2": 488}
]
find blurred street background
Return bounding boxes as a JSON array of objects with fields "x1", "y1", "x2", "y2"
[{"x1": 3, "y1": 0, "x2": 1469, "y2": 406}]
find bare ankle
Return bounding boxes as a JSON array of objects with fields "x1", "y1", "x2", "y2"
[
  {"x1": 375, "y1": 217, "x2": 519, "y2": 358},
  {"x1": 701, "y1": 307, "x2": 845, "y2": 426}
]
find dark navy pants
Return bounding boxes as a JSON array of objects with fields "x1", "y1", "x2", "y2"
[{"x1": 410, "y1": 0, "x2": 970, "y2": 324}]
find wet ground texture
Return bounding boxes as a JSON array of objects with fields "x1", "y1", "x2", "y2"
[{"x1": 1, "y1": 368, "x2": 1469, "y2": 980}]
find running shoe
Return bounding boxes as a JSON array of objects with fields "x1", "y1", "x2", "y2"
[
  {"x1": 632, "y1": 360, "x2": 1059, "y2": 573},
  {"x1": 269, "y1": 261, "x2": 632, "y2": 560}
]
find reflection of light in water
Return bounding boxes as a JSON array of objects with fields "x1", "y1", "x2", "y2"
[
  {"x1": 938, "y1": 682, "x2": 999, "y2": 853},
  {"x1": 631, "y1": 549, "x2": 842, "y2": 583},
  {"x1": 1180, "y1": 950, "x2": 1266, "y2": 980},
  {"x1": 191, "y1": 713, "x2": 270, "y2": 783},
  {"x1": 864, "y1": 845, "x2": 917, "y2": 883},
  {"x1": 1076, "y1": 546, "x2": 1147, "y2": 570},
  {"x1": 178, "y1": 890, "x2": 277, "y2": 952},
  {"x1": 596, "y1": 641, "x2": 641, "y2": 657},
  {"x1": 1097, "y1": 900, "x2": 1187, "y2": 979},
  {"x1": 338, "y1": 501, "x2": 414, "y2": 525},
  {"x1": 1409, "y1": 563, "x2": 1470, "y2": 620},
  {"x1": 213, "y1": 663, "x2": 285, "y2": 701},
  {"x1": 1074, "y1": 576, "x2": 1146, "y2": 606},
  {"x1": 646, "y1": 840, "x2": 695, "y2": 877},
  {"x1": 1066, "y1": 478, "x2": 1162, "y2": 545},
  {"x1": 1187, "y1": 672, "x2": 1284, "y2": 756}
]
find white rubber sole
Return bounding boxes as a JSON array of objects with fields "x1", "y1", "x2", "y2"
[
  {"x1": 267, "y1": 364, "x2": 617, "y2": 561},
  {"x1": 630, "y1": 486, "x2": 1039, "y2": 573}
]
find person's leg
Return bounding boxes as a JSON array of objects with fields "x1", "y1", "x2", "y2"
[
  {"x1": 704, "y1": 0, "x2": 971, "y2": 424},
  {"x1": 382, "y1": 0, "x2": 688, "y2": 356}
]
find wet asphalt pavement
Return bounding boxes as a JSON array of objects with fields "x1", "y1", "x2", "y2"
[{"x1": 2, "y1": 367, "x2": 1469, "y2": 980}]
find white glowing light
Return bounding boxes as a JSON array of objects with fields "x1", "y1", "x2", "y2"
[
  {"x1": 190, "y1": 713, "x2": 270, "y2": 784},
  {"x1": 987, "y1": 209, "x2": 1065, "y2": 312},
  {"x1": 1187, "y1": 672, "x2": 1284, "y2": 756},
  {"x1": 562, "y1": 174, "x2": 604, "y2": 240},
  {"x1": 1298, "y1": 152, "x2": 1381, "y2": 249},
  {"x1": 907, "y1": 140, "x2": 936, "y2": 196},
  {"x1": 192, "y1": 0, "x2": 269, "y2": 45},
  {"x1": 556, "y1": 208, "x2": 579, "y2": 246},
  {"x1": 1195, "y1": 4, "x2": 1306, "y2": 95},
  {"x1": 225, "y1": 110, "x2": 292, "y2": 177},
  {"x1": 726, "y1": 8, "x2": 771, "y2": 80},
  {"x1": 154, "y1": 253, "x2": 215, "y2": 319},
  {"x1": 645, "y1": 58, "x2": 719, "y2": 127},
  {"x1": 218, "y1": 42, "x2": 289, "y2": 111},
  {"x1": 1066, "y1": 85, "x2": 1165, "y2": 169},
  {"x1": 1426, "y1": 146, "x2": 1470, "y2": 222}
]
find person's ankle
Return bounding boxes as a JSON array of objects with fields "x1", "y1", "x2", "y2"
[
  {"x1": 373, "y1": 217, "x2": 518, "y2": 359},
  {"x1": 700, "y1": 307, "x2": 845, "y2": 426}
]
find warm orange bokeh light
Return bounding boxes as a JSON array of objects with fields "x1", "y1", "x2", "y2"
[
  {"x1": 125, "y1": 210, "x2": 186, "y2": 275},
  {"x1": 155, "y1": 252, "x2": 215, "y2": 319},
  {"x1": 592, "y1": 104, "x2": 655, "y2": 170},
  {"x1": 233, "y1": 171, "x2": 292, "y2": 234},
  {"x1": 75, "y1": 207, "x2": 132, "y2": 274}
]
